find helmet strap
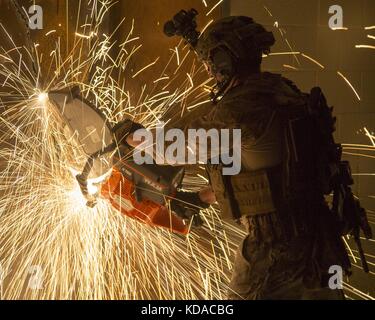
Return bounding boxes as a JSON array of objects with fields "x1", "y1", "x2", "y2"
[{"x1": 211, "y1": 76, "x2": 237, "y2": 104}]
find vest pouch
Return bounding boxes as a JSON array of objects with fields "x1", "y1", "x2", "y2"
[
  {"x1": 206, "y1": 164, "x2": 240, "y2": 220},
  {"x1": 207, "y1": 164, "x2": 276, "y2": 220},
  {"x1": 231, "y1": 169, "x2": 276, "y2": 216}
]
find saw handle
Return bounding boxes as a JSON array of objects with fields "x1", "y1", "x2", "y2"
[{"x1": 170, "y1": 191, "x2": 210, "y2": 228}]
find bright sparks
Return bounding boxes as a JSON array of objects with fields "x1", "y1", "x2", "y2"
[
  {"x1": 0, "y1": 0, "x2": 237, "y2": 300},
  {"x1": 206, "y1": 0, "x2": 224, "y2": 16},
  {"x1": 37, "y1": 92, "x2": 48, "y2": 104},
  {"x1": 355, "y1": 45, "x2": 375, "y2": 50},
  {"x1": 337, "y1": 71, "x2": 361, "y2": 101}
]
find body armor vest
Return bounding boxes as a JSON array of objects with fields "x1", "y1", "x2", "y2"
[
  {"x1": 206, "y1": 81, "x2": 319, "y2": 226},
  {"x1": 207, "y1": 164, "x2": 277, "y2": 220},
  {"x1": 205, "y1": 78, "x2": 370, "y2": 275}
]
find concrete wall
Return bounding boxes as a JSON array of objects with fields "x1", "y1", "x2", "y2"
[
  {"x1": 107, "y1": 0, "x2": 222, "y2": 100},
  {"x1": 229, "y1": 0, "x2": 375, "y2": 298},
  {"x1": 18, "y1": 0, "x2": 92, "y2": 84},
  {"x1": 229, "y1": 0, "x2": 375, "y2": 207}
]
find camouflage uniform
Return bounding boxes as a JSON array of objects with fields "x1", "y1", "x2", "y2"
[
  {"x1": 162, "y1": 11, "x2": 352, "y2": 299},
  {"x1": 186, "y1": 72, "x2": 348, "y2": 300}
]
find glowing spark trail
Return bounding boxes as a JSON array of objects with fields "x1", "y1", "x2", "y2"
[
  {"x1": 206, "y1": 0, "x2": 224, "y2": 16},
  {"x1": 45, "y1": 30, "x2": 57, "y2": 36},
  {"x1": 132, "y1": 57, "x2": 160, "y2": 78},
  {"x1": 200, "y1": 19, "x2": 214, "y2": 35},
  {"x1": 331, "y1": 27, "x2": 348, "y2": 31},
  {"x1": 355, "y1": 45, "x2": 375, "y2": 50},
  {"x1": 283, "y1": 64, "x2": 298, "y2": 70},
  {"x1": 337, "y1": 71, "x2": 361, "y2": 101},
  {"x1": 301, "y1": 53, "x2": 325, "y2": 69}
]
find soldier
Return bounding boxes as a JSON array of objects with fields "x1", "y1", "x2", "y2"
[{"x1": 124, "y1": 11, "x2": 372, "y2": 300}]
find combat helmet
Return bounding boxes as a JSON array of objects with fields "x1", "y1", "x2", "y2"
[
  {"x1": 164, "y1": 9, "x2": 275, "y2": 100},
  {"x1": 195, "y1": 16, "x2": 275, "y2": 78}
]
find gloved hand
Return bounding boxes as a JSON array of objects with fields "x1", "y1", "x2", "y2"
[
  {"x1": 172, "y1": 204, "x2": 205, "y2": 228},
  {"x1": 112, "y1": 119, "x2": 145, "y2": 147},
  {"x1": 170, "y1": 191, "x2": 210, "y2": 228}
]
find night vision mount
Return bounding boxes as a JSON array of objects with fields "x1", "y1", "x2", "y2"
[{"x1": 163, "y1": 9, "x2": 200, "y2": 47}]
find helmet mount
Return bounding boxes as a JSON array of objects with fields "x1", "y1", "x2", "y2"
[{"x1": 164, "y1": 9, "x2": 275, "y2": 102}]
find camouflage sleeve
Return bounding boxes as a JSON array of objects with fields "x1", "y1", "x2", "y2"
[
  {"x1": 145, "y1": 100, "x2": 271, "y2": 165},
  {"x1": 184, "y1": 105, "x2": 240, "y2": 161},
  {"x1": 186, "y1": 100, "x2": 274, "y2": 153},
  {"x1": 147, "y1": 103, "x2": 236, "y2": 164}
]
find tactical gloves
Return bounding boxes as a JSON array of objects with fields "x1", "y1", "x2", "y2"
[
  {"x1": 171, "y1": 191, "x2": 210, "y2": 228},
  {"x1": 112, "y1": 119, "x2": 145, "y2": 148}
]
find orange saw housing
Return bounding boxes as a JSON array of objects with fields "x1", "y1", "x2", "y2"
[{"x1": 101, "y1": 169, "x2": 189, "y2": 235}]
